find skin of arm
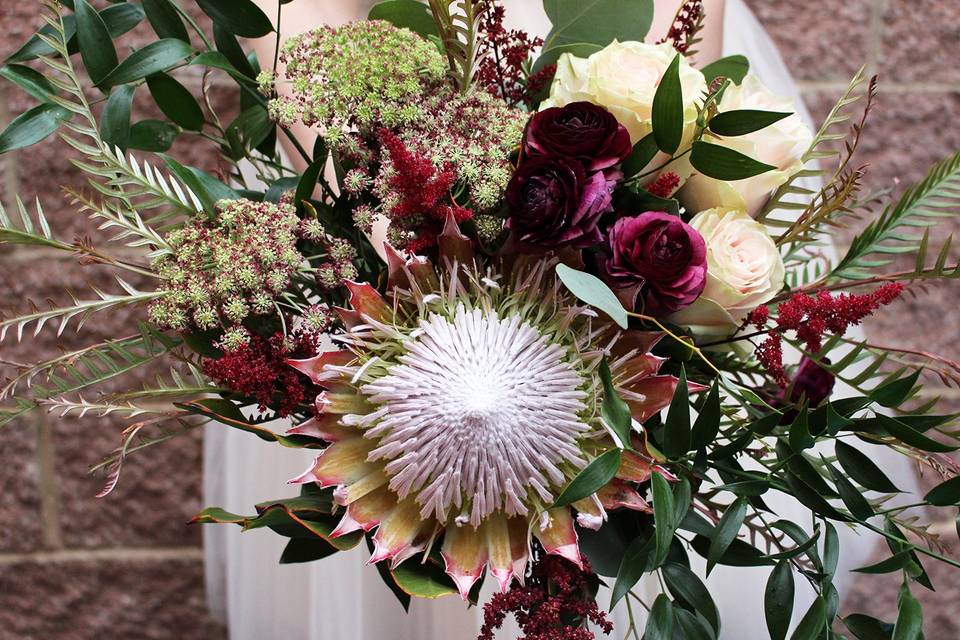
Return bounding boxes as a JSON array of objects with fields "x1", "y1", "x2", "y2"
[{"x1": 249, "y1": 0, "x2": 726, "y2": 170}]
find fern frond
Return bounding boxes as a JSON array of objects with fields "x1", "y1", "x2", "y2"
[
  {"x1": 66, "y1": 189, "x2": 172, "y2": 258},
  {"x1": 428, "y1": 0, "x2": 487, "y2": 92},
  {"x1": 831, "y1": 150, "x2": 960, "y2": 281},
  {"x1": 0, "y1": 279, "x2": 167, "y2": 343},
  {"x1": 0, "y1": 196, "x2": 74, "y2": 251}
]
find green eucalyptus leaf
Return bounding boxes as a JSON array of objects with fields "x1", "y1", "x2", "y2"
[
  {"x1": 543, "y1": 0, "x2": 654, "y2": 49},
  {"x1": 0, "y1": 64, "x2": 56, "y2": 102},
  {"x1": 708, "y1": 109, "x2": 791, "y2": 136},
  {"x1": 599, "y1": 360, "x2": 633, "y2": 449},
  {"x1": 765, "y1": 560, "x2": 794, "y2": 640},
  {"x1": 129, "y1": 119, "x2": 179, "y2": 152},
  {"x1": 651, "y1": 54, "x2": 683, "y2": 154},
  {"x1": 924, "y1": 475, "x2": 960, "y2": 506},
  {"x1": 75, "y1": 0, "x2": 119, "y2": 86},
  {"x1": 146, "y1": 72, "x2": 205, "y2": 131},
  {"x1": 555, "y1": 264, "x2": 628, "y2": 328},
  {"x1": 701, "y1": 55, "x2": 749, "y2": 85},
  {"x1": 100, "y1": 84, "x2": 135, "y2": 150},
  {"x1": 143, "y1": 0, "x2": 190, "y2": 42},
  {"x1": 706, "y1": 497, "x2": 747, "y2": 575},
  {"x1": 368, "y1": 0, "x2": 440, "y2": 38},
  {"x1": 690, "y1": 141, "x2": 776, "y2": 181},
  {"x1": 0, "y1": 103, "x2": 71, "y2": 154},
  {"x1": 643, "y1": 594, "x2": 674, "y2": 640},
  {"x1": 554, "y1": 449, "x2": 621, "y2": 507},
  {"x1": 662, "y1": 366, "x2": 691, "y2": 458},
  {"x1": 663, "y1": 562, "x2": 720, "y2": 634},
  {"x1": 196, "y1": 0, "x2": 274, "y2": 38},
  {"x1": 101, "y1": 39, "x2": 194, "y2": 87},
  {"x1": 835, "y1": 441, "x2": 901, "y2": 493}
]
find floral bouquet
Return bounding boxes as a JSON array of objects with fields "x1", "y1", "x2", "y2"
[{"x1": 2, "y1": 1, "x2": 959, "y2": 638}]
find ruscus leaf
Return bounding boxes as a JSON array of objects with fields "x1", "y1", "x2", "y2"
[
  {"x1": 553, "y1": 448, "x2": 621, "y2": 507},
  {"x1": 690, "y1": 141, "x2": 776, "y2": 181},
  {"x1": 765, "y1": 560, "x2": 794, "y2": 640},
  {"x1": 74, "y1": 0, "x2": 119, "y2": 86},
  {"x1": 651, "y1": 54, "x2": 683, "y2": 154},
  {"x1": 196, "y1": 0, "x2": 274, "y2": 38}
]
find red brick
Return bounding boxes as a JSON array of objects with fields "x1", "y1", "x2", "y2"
[
  {"x1": 879, "y1": 0, "x2": 960, "y2": 84},
  {"x1": 0, "y1": 421, "x2": 44, "y2": 553}
]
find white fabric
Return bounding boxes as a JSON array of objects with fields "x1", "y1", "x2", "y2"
[{"x1": 204, "y1": 2, "x2": 919, "y2": 637}]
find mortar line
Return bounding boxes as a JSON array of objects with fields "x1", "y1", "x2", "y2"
[{"x1": 0, "y1": 545, "x2": 204, "y2": 566}]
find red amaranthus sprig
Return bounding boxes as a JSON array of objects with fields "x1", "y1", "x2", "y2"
[
  {"x1": 659, "y1": 0, "x2": 705, "y2": 55},
  {"x1": 479, "y1": 556, "x2": 613, "y2": 640},
  {"x1": 475, "y1": 0, "x2": 551, "y2": 107},
  {"x1": 749, "y1": 283, "x2": 905, "y2": 385}
]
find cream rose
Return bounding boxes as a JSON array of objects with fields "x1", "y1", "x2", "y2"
[
  {"x1": 669, "y1": 207, "x2": 785, "y2": 336},
  {"x1": 678, "y1": 75, "x2": 814, "y2": 217},
  {"x1": 542, "y1": 41, "x2": 707, "y2": 146}
]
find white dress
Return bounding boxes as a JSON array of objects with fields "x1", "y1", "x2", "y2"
[{"x1": 204, "y1": 2, "x2": 920, "y2": 637}]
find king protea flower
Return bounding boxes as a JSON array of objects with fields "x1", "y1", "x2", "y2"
[{"x1": 286, "y1": 218, "x2": 691, "y2": 599}]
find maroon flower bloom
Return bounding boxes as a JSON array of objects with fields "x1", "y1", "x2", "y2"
[
  {"x1": 507, "y1": 155, "x2": 611, "y2": 249},
  {"x1": 787, "y1": 356, "x2": 835, "y2": 407},
  {"x1": 602, "y1": 212, "x2": 707, "y2": 314},
  {"x1": 524, "y1": 102, "x2": 632, "y2": 171}
]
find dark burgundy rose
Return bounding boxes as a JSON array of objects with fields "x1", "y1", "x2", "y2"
[
  {"x1": 524, "y1": 102, "x2": 632, "y2": 171},
  {"x1": 601, "y1": 212, "x2": 707, "y2": 315},
  {"x1": 506, "y1": 155, "x2": 611, "y2": 249},
  {"x1": 787, "y1": 357, "x2": 835, "y2": 407}
]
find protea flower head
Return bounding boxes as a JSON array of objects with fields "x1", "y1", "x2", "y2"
[{"x1": 287, "y1": 217, "x2": 691, "y2": 598}]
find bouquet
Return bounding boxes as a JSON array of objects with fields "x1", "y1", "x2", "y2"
[{"x1": 2, "y1": 1, "x2": 959, "y2": 638}]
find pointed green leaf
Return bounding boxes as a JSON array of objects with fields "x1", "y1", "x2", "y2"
[
  {"x1": 707, "y1": 497, "x2": 747, "y2": 574},
  {"x1": 835, "y1": 441, "x2": 901, "y2": 493},
  {"x1": 663, "y1": 562, "x2": 720, "y2": 634},
  {"x1": 142, "y1": 0, "x2": 190, "y2": 43},
  {"x1": 129, "y1": 119, "x2": 180, "y2": 152},
  {"x1": 0, "y1": 64, "x2": 56, "y2": 102},
  {"x1": 852, "y1": 549, "x2": 917, "y2": 575},
  {"x1": 0, "y1": 103, "x2": 70, "y2": 154},
  {"x1": 892, "y1": 582, "x2": 923, "y2": 640},
  {"x1": 279, "y1": 537, "x2": 338, "y2": 564},
  {"x1": 147, "y1": 72, "x2": 205, "y2": 131},
  {"x1": 690, "y1": 141, "x2": 776, "y2": 180},
  {"x1": 691, "y1": 381, "x2": 721, "y2": 450},
  {"x1": 555, "y1": 264, "x2": 629, "y2": 328},
  {"x1": 553, "y1": 448, "x2": 621, "y2": 507},
  {"x1": 651, "y1": 54, "x2": 683, "y2": 154},
  {"x1": 828, "y1": 462, "x2": 875, "y2": 520},
  {"x1": 790, "y1": 597, "x2": 826, "y2": 640},
  {"x1": 611, "y1": 533, "x2": 655, "y2": 607},
  {"x1": 75, "y1": 0, "x2": 119, "y2": 86},
  {"x1": 621, "y1": 132, "x2": 659, "y2": 178},
  {"x1": 708, "y1": 109, "x2": 791, "y2": 136},
  {"x1": 651, "y1": 471, "x2": 677, "y2": 568},
  {"x1": 765, "y1": 560, "x2": 794, "y2": 640},
  {"x1": 213, "y1": 23, "x2": 257, "y2": 79},
  {"x1": 101, "y1": 39, "x2": 194, "y2": 88},
  {"x1": 390, "y1": 559, "x2": 459, "y2": 599},
  {"x1": 844, "y1": 614, "x2": 894, "y2": 640},
  {"x1": 871, "y1": 370, "x2": 922, "y2": 408},
  {"x1": 196, "y1": 0, "x2": 274, "y2": 38},
  {"x1": 662, "y1": 366, "x2": 691, "y2": 458},
  {"x1": 163, "y1": 156, "x2": 238, "y2": 213},
  {"x1": 789, "y1": 405, "x2": 814, "y2": 451},
  {"x1": 877, "y1": 414, "x2": 957, "y2": 453},
  {"x1": 924, "y1": 475, "x2": 960, "y2": 506},
  {"x1": 101, "y1": 84, "x2": 135, "y2": 151},
  {"x1": 643, "y1": 594, "x2": 675, "y2": 640},
  {"x1": 599, "y1": 359, "x2": 633, "y2": 450}
]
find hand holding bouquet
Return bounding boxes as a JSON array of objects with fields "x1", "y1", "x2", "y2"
[{"x1": 1, "y1": 1, "x2": 959, "y2": 638}]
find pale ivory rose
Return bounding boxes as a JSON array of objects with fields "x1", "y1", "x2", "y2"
[
  {"x1": 677, "y1": 75, "x2": 814, "y2": 217},
  {"x1": 669, "y1": 207, "x2": 785, "y2": 336},
  {"x1": 542, "y1": 41, "x2": 707, "y2": 146}
]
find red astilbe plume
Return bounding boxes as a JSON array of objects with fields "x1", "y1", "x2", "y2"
[
  {"x1": 749, "y1": 283, "x2": 905, "y2": 386},
  {"x1": 203, "y1": 331, "x2": 321, "y2": 417},
  {"x1": 379, "y1": 129, "x2": 472, "y2": 252},
  {"x1": 479, "y1": 556, "x2": 613, "y2": 640},
  {"x1": 475, "y1": 0, "x2": 549, "y2": 107},
  {"x1": 658, "y1": 0, "x2": 705, "y2": 55},
  {"x1": 647, "y1": 171, "x2": 681, "y2": 198}
]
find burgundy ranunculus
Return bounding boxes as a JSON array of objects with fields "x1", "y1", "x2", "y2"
[
  {"x1": 524, "y1": 102, "x2": 632, "y2": 171},
  {"x1": 506, "y1": 155, "x2": 611, "y2": 249},
  {"x1": 602, "y1": 212, "x2": 707, "y2": 314},
  {"x1": 788, "y1": 357, "x2": 835, "y2": 407}
]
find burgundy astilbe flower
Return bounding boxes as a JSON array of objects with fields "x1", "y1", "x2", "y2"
[
  {"x1": 647, "y1": 172, "x2": 681, "y2": 199},
  {"x1": 750, "y1": 283, "x2": 905, "y2": 386},
  {"x1": 476, "y1": 0, "x2": 547, "y2": 107},
  {"x1": 203, "y1": 331, "x2": 320, "y2": 417},
  {"x1": 378, "y1": 129, "x2": 472, "y2": 251},
  {"x1": 479, "y1": 556, "x2": 613, "y2": 640}
]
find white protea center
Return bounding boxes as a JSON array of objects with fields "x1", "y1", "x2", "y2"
[{"x1": 360, "y1": 305, "x2": 589, "y2": 526}]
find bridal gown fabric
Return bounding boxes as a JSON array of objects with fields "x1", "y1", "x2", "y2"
[{"x1": 204, "y1": 2, "x2": 919, "y2": 637}]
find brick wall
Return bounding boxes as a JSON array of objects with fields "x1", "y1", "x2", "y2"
[{"x1": 1, "y1": 1, "x2": 958, "y2": 638}]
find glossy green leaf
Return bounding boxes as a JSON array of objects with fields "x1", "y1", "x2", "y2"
[
  {"x1": 652, "y1": 471, "x2": 676, "y2": 568},
  {"x1": 621, "y1": 132, "x2": 658, "y2": 177},
  {"x1": 871, "y1": 370, "x2": 922, "y2": 408},
  {"x1": 296, "y1": 157, "x2": 325, "y2": 210},
  {"x1": 690, "y1": 141, "x2": 776, "y2": 181},
  {"x1": 662, "y1": 366, "x2": 691, "y2": 458},
  {"x1": 0, "y1": 103, "x2": 70, "y2": 154},
  {"x1": 823, "y1": 522, "x2": 839, "y2": 578},
  {"x1": 196, "y1": 0, "x2": 274, "y2": 38},
  {"x1": 852, "y1": 549, "x2": 917, "y2": 575},
  {"x1": 99, "y1": 4, "x2": 147, "y2": 39},
  {"x1": 785, "y1": 473, "x2": 848, "y2": 521},
  {"x1": 191, "y1": 51, "x2": 257, "y2": 85},
  {"x1": 651, "y1": 54, "x2": 683, "y2": 154},
  {"x1": 142, "y1": 0, "x2": 190, "y2": 42},
  {"x1": 691, "y1": 381, "x2": 721, "y2": 450},
  {"x1": 790, "y1": 597, "x2": 826, "y2": 640},
  {"x1": 700, "y1": 55, "x2": 749, "y2": 85},
  {"x1": 554, "y1": 449, "x2": 621, "y2": 507},
  {"x1": 643, "y1": 594, "x2": 674, "y2": 640},
  {"x1": 555, "y1": 264, "x2": 628, "y2": 328},
  {"x1": 226, "y1": 106, "x2": 273, "y2": 157},
  {"x1": 390, "y1": 559, "x2": 459, "y2": 599},
  {"x1": 146, "y1": 72, "x2": 204, "y2": 131},
  {"x1": 708, "y1": 109, "x2": 791, "y2": 136},
  {"x1": 893, "y1": 582, "x2": 923, "y2": 640},
  {"x1": 663, "y1": 562, "x2": 720, "y2": 634},
  {"x1": 876, "y1": 414, "x2": 957, "y2": 453},
  {"x1": 691, "y1": 535, "x2": 774, "y2": 567},
  {"x1": 835, "y1": 440, "x2": 901, "y2": 493},
  {"x1": 788, "y1": 405, "x2": 814, "y2": 451},
  {"x1": 213, "y1": 24, "x2": 257, "y2": 79},
  {"x1": 611, "y1": 533, "x2": 655, "y2": 606},
  {"x1": 75, "y1": 0, "x2": 119, "y2": 86},
  {"x1": 707, "y1": 497, "x2": 747, "y2": 574},
  {"x1": 368, "y1": 0, "x2": 440, "y2": 38},
  {"x1": 0, "y1": 64, "x2": 56, "y2": 102},
  {"x1": 542, "y1": 0, "x2": 654, "y2": 49},
  {"x1": 765, "y1": 560, "x2": 794, "y2": 640},
  {"x1": 826, "y1": 461, "x2": 874, "y2": 520},
  {"x1": 6, "y1": 17, "x2": 77, "y2": 64},
  {"x1": 844, "y1": 614, "x2": 894, "y2": 640},
  {"x1": 129, "y1": 119, "x2": 179, "y2": 152},
  {"x1": 599, "y1": 359, "x2": 633, "y2": 449},
  {"x1": 924, "y1": 475, "x2": 960, "y2": 506},
  {"x1": 279, "y1": 537, "x2": 338, "y2": 564},
  {"x1": 101, "y1": 39, "x2": 194, "y2": 87},
  {"x1": 100, "y1": 84, "x2": 135, "y2": 151},
  {"x1": 164, "y1": 156, "x2": 238, "y2": 213}
]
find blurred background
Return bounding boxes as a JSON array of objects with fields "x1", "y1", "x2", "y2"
[{"x1": 0, "y1": 1, "x2": 958, "y2": 638}]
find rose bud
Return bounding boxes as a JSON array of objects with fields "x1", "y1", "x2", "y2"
[
  {"x1": 506, "y1": 155, "x2": 611, "y2": 249},
  {"x1": 524, "y1": 101, "x2": 632, "y2": 171},
  {"x1": 787, "y1": 356, "x2": 835, "y2": 407},
  {"x1": 601, "y1": 212, "x2": 707, "y2": 315}
]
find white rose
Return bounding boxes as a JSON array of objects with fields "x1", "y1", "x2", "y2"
[
  {"x1": 669, "y1": 207, "x2": 785, "y2": 336},
  {"x1": 678, "y1": 75, "x2": 814, "y2": 217},
  {"x1": 542, "y1": 41, "x2": 707, "y2": 146}
]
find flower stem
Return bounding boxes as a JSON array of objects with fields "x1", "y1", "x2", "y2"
[{"x1": 627, "y1": 311, "x2": 721, "y2": 375}]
